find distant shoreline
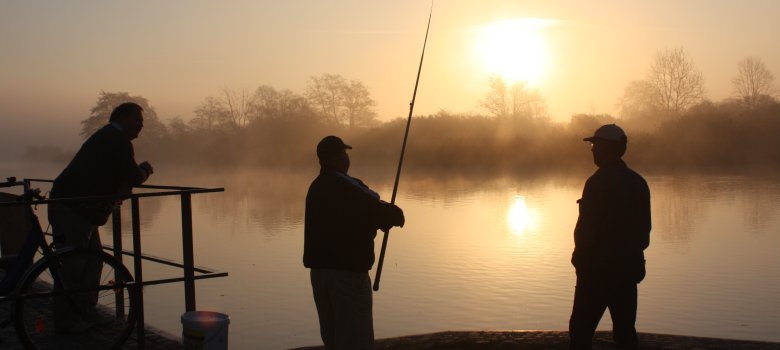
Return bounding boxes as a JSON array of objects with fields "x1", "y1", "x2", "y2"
[{"x1": 294, "y1": 330, "x2": 780, "y2": 350}]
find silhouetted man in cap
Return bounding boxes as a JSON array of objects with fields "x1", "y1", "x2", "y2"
[
  {"x1": 49, "y1": 101, "x2": 154, "y2": 333},
  {"x1": 304, "y1": 135, "x2": 405, "y2": 350},
  {"x1": 569, "y1": 124, "x2": 651, "y2": 350}
]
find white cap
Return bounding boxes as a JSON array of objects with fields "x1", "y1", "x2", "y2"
[{"x1": 583, "y1": 124, "x2": 627, "y2": 143}]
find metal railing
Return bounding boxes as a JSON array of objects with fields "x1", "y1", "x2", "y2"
[{"x1": 0, "y1": 178, "x2": 227, "y2": 349}]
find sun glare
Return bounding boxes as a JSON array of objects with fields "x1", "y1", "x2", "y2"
[
  {"x1": 507, "y1": 195, "x2": 538, "y2": 235},
  {"x1": 475, "y1": 18, "x2": 553, "y2": 86}
]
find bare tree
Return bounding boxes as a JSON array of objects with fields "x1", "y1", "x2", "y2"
[
  {"x1": 647, "y1": 47, "x2": 705, "y2": 114},
  {"x1": 618, "y1": 80, "x2": 663, "y2": 117},
  {"x1": 341, "y1": 80, "x2": 377, "y2": 127},
  {"x1": 166, "y1": 117, "x2": 191, "y2": 136},
  {"x1": 250, "y1": 85, "x2": 316, "y2": 122},
  {"x1": 192, "y1": 89, "x2": 254, "y2": 130},
  {"x1": 221, "y1": 89, "x2": 253, "y2": 128},
  {"x1": 732, "y1": 56, "x2": 776, "y2": 108},
  {"x1": 509, "y1": 81, "x2": 547, "y2": 120},
  {"x1": 305, "y1": 74, "x2": 345, "y2": 124},
  {"x1": 305, "y1": 74, "x2": 378, "y2": 127},
  {"x1": 480, "y1": 76, "x2": 510, "y2": 117},
  {"x1": 81, "y1": 91, "x2": 166, "y2": 139},
  {"x1": 480, "y1": 75, "x2": 547, "y2": 119},
  {"x1": 191, "y1": 96, "x2": 228, "y2": 130}
]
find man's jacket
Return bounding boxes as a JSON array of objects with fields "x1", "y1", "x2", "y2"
[
  {"x1": 51, "y1": 124, "x2": 144, "y2": 225},
  {"x1": 572, "y1": 160, "x2": 651, "y2": 283},
  {"x1": 304, "y1": 169, "x2": 395, "y2": 272}
]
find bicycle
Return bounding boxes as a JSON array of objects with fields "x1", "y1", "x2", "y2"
[{"x1": 0, "y1": 177, "x2": 139, "y2": 350}]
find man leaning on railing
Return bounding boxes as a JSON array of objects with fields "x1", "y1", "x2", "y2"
[{"x1": 48, "y1": 102, "x2": 154, "y2": 334}]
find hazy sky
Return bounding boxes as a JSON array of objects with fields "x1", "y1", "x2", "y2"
[{"x1": 2, "y1": 0, "x2": 779, "y2": 154}]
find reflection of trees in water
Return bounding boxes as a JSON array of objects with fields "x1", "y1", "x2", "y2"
[
  {"x1": 193, "y1": 170, "x2": 312, "y2": 238},
  {"x1": 739, "y1": 180, "x2": 780, "y2": 236},
  {"x1": 652, "y1": 177, "x2": 716, "y2": 246},
  {"x1": 399, "y1": 172, "x2": 583, "y2": 207},
  {"x1": 128, "y1": 167, "x2": 780, "y2": 244},
  {"x1": 651, "y1": 176, "x2": 780, "y2": 246},
  {"x1": 115, "y1": 195, "x2": 164, "y2": 236},
  {"x1": 695, "y1": 176, "x2": 780, "y2": 238},
  {"x1": 147, "y1": 169, "x2": 585, "y2": 238}
]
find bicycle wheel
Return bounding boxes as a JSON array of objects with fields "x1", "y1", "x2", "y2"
[{"x1": 14, "y1": 249, "x2": 138, "y2": 350}]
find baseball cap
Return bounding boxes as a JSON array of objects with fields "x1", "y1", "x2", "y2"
[
  {"x1": 316, "y1": 135, "x2": 352, "y2": 159},
  {"x1": 583, "y1": 124, "x2": 627, "y2": 143}
]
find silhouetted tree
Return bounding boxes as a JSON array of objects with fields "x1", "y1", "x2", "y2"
[
  {"x1": 732, "y1": 56, "x2": 776, "y2": 109},
  {"x1": 481, "y1": 76, "x2": 510, "y2": 117},
  {"x1": 647, "y1": 47, "x2": 705, "y2": 114},
  {"x1": 166, "y1": 117, "x2": 191, "y2": 137},
  {"x1": 306, "y1": 74, "x2": 343, "y2": 124},
  {"x1": 192, "y1": 89, "x2": 253, "y2": 131},
  {"x1": 249, "y1": 85, "x2": 315, "y2": 122},
  {"x1": 617, "y1": 80, "x2": 669, "y2": 130},
  {"x1": 191, "y1": 96, "x2": 228, "y2": 130},
  {"x1": 222, "y1": 89, "x2": 253, "y2": 128},
  {"x1": 341, "y1": 80, "x2": 378, "y2": 127},
  {"x1": 569, "y1": 113, "x2": 616, "y2": 136},
  {"x1": 480, "y1": 75, "x2": 547, "y2": 119},
  {"x1": 81, "y1": 91, "x2": 166, "y2": 140},
  {"x1": 619, "y1": 80, "x2": 661, "y2": 117},
  {"x1": 305, "y1": 74, "x2": 377, "y2": 127}
]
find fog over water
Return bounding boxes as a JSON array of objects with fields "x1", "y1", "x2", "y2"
[{"x1": 9, "y1": 97, "x2": 780, "y2": 178}]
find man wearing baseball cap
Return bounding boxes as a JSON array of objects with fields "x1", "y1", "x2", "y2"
[
  {"x1": 304, "y1": 135, "x2": 405, "y2": 350},
  {"x1": 569, "y1": 124, "x2": 651, "y2": 349}
]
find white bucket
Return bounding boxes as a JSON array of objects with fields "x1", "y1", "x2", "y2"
[{"x1": 181, "y1": 311, "x2": 230, "y2": 350}]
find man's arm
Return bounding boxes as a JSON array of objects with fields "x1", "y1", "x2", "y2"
[
  {"x1": 116, "y1": 141, "x2": 152, "y2": 187},
  {"x1": 338, "y1": 176, "x2": 404, "y2": 231},
  {"x1": 139, "y1": 161, "x2": 154, "y2": 183},
  {"x1": 638, "y1": 179, "x2": 651, "y2": 250}
]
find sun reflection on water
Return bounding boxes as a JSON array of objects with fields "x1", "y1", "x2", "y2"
[{"x1": 507, "y1": 195, "x2": 538, "y2": 235}]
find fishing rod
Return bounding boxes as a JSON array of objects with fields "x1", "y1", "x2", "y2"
[{"x1": 373, "y1": 5, "x2": 432, "y2": 292}]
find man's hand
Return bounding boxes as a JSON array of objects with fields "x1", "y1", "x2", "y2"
[
  {"x1": 379, "y1": 202, "x2": 405, "y2": 231},
  {"x1": 389, "y1": 204, "x2": 404, "y2": 227},
  {"x1": 139, "y1": 161, "x2": 154, "y2": 181}
]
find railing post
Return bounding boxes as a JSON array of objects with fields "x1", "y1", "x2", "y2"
[
  {"x1": 131, "y1": 197, "x2": 146, "y2": 349},
  {"x1": 181, "y1": 192, "x2": 196, "y2": 312},
  {"x1": 112, "y1": 205, "x2": 123, "y2": 262},
  {"x1": 111, "y1": 206, "x2": 125, "y2": 317}
]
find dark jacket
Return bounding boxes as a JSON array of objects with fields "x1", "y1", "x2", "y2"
[
  {"x1": 572, "y1": 160, "x2": 651, "y2": 283},
  {"x1": 51, "y1": 124, "x2": 144, "y2": 224},
  {"x1": 303, "y1": 169, "x2": 395, "y2": 272}
]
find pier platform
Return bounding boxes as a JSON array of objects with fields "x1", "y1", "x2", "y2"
[
  {"x1": 296, "y1": 330, "x2": 780, "y2": 350},
  {"x1": 0, "y1": 299, "x2": 182, "y2": 349},
  {"x1": 0, "y1": 318, "x2": 183, "y2": 350}
]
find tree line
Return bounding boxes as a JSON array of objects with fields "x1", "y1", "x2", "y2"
[{"x1": 26, "y1": 49, "x2": 780, "y2": 176}]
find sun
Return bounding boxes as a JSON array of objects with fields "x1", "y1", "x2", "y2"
[{"x1": 475, "y1": 18, "x2": 553, "y2": 86}]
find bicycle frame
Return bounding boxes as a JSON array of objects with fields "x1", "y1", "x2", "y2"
[
  {"x1": 1, "y1": 177, "x2": 226, "y2": 349},
  {"x1": 0, "y1": 181, "x2": 138, "y2": 349},
  {"x1": 0, "y1": 178, "x2": 55, "y2": 299}
]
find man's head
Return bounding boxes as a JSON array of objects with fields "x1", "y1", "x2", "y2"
[
  {"x1": 317, "y1": 135, "x2": 352, "y2": 173},
  {"x1": 583, "y1": 124, "x2": 627, "y2": 167},
  {"x1": 109, "y1": 102, "x2": 144, "y2": 140}
]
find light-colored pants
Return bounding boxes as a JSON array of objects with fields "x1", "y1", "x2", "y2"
[
  {"x1": 310, "y1": 269, "x2": 374, "y2": 350},
  {"x1": 48, "y1": 203, "x2": 103, "y2": 329}
]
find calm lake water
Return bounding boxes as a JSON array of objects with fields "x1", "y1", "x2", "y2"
[{"x1": 5, "y1": 165, "x2": 780, "y2": 349}]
